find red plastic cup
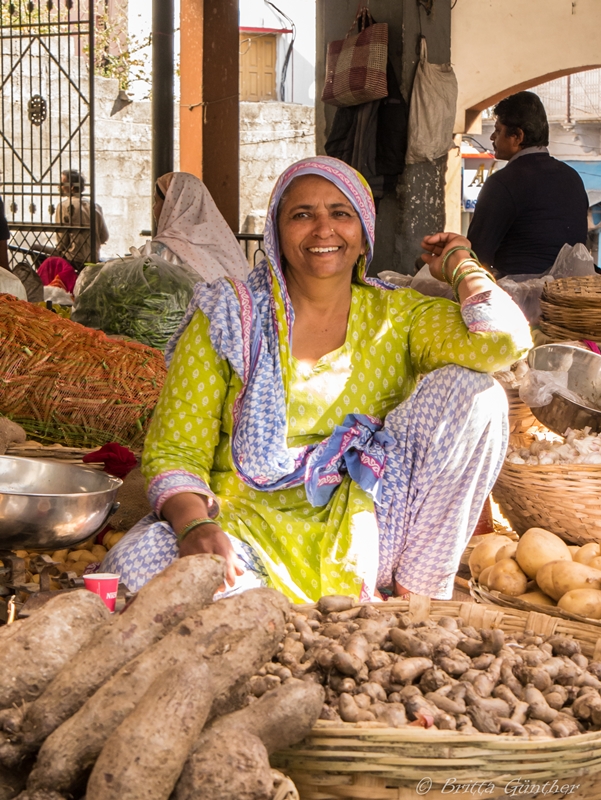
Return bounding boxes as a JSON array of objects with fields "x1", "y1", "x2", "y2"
[{"x1": 83, "y1": 573, "x2": 120, "y2": 612}]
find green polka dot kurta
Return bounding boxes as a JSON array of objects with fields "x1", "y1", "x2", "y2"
[{"x1": 142, "y1": 284, "x2": 529, "y2": 603}]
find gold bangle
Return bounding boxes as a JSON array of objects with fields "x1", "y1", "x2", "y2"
[
  {"x1": 450, "y1": 258, "x2": 481, "y2": 285},
  {"x1": 440, "y1": 246, "x2": 479, "y2": 284}
]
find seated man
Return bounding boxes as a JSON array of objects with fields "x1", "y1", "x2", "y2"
[
  {"x1": 55, "y1": 170, "x2": 109, "y2": 268},
  {"x1": 468, "y1": 91, "x2": 588, "y2": 277}
]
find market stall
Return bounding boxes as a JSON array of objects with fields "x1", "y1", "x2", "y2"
[{"x1": 3, "y1": 268, "x2": 601, "y2": 800}]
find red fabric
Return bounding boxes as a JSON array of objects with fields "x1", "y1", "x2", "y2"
[
  {"x1": 82, "y1": 443, "x2": 137, "y2": 478},
  {"x1": 581, "y1": 339, "x2": 601, "y2": 356},
  {"x1": 38, "y1": 257, "x2": 78, "y2": 293}
]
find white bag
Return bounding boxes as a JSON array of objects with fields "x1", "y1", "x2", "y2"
[
  {"x1": 0, "y1": 266, "x2": 27, "y2": 301},
  {"x1": 405, "y1": 38, "x2": 458, "y2": 164}
]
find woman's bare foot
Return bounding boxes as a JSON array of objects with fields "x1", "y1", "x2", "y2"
[{"x1": 394, "y1": 580, "x2": 411, "y2": 600}]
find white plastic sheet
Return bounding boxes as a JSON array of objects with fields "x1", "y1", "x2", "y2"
[{"x1": 0, "y1": 266, "x2": 27, "y2": 301}]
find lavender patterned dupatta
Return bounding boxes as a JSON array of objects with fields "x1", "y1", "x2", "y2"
[{"x1": 165, "y1": 157, "x2": 396, "y2": 506}]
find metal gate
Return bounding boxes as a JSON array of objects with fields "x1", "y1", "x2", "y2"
[{"x1": 1, "y1": 0, "x2": 94, "y2": 271}]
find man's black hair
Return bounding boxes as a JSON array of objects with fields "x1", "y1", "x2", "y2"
[
  {"x1": 493, "y1": 91, "x2": 549, "y2": 148},
  {"x1": 61, "y1": 169, "x2": 85, "y2": 193}
]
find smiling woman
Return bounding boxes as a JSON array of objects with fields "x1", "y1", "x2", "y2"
[
  {"x1": 279, "y1": 175, "x2": 366, "y2": 365},
  {"x1": 103, "y1": 156, "x2": 532, "y2": 603}
]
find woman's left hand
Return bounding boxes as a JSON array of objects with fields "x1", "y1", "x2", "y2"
[{"x1": 420, "y1": 232, "x2": 472, "y2": 283}]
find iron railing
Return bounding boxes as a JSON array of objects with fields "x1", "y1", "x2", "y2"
[
  {"x1": 236, "y1": 232, "x2": 265, "y2": 267},
  {"x1": 1, "y1": 0, "x2": 94, "y2": 271}
]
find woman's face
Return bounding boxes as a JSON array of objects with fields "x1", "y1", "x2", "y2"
[{"x1": 277, "y1": 175, "x2": 365, "y2": 283}]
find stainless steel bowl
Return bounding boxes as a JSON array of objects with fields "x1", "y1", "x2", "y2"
[
  {"x1": 0, "y1": 456, "x2": 122, "y2": 551},
  {"x1": 527, "y1": 344, "x2": 601, "y2": 435}
]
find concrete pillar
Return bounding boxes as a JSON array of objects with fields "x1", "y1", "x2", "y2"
[
  {"x1": 316, "y1": 0, "x2": 451, "y2": 275},
  {"x1": 445, "y1": 134, "x2": 462, "y2": 234},
  {"x1": 180, "y1": 0, "x2": 239, "y2": 231}
]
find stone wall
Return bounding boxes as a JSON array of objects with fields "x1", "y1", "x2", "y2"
[
  {"x1": 9, "y1": 76, "x2": 313, "y2": 257},
  {"x1": 239, "y1": 101, "x2": 315, "y2": 232},
  {"x1": 101, "y1": 92, "x2": 314, "y2": 253},
  {"x1": 94, "y1": 75, "x2": 179, "y2": 259}
]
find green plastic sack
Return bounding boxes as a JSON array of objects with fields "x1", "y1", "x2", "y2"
[{"x1": 72, "y1": 254, "x2": 200, "y2": 351}]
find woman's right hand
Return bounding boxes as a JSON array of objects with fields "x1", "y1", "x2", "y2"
[
  {"x1": 179, "y1": 522, "x2": 243, "y2": 589},
  {"x1": 161, "y1": 492, "x2": 243, "y2": 589}
]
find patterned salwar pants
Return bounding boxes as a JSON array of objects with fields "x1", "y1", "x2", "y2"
[{"x1": 103, "y1": 365, "x2": 507, "y2": 599}]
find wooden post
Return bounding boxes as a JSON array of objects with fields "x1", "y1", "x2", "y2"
[{"x1": 180, "y1": 0, "x2": 240, "y2": 231}]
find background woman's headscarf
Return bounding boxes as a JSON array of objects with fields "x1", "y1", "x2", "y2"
[
  {"x1": 38, "y1": 256, "x2": 78, "y2": 293},
  {"x1": 153, "y1": 172, "x2": 248, "y2": 282}
]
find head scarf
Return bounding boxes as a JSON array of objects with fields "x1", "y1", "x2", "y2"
[
  {"x1": 266, "y1": 155, "x2": 377, "y2": 280},
  {"x1": 38, "y1": 257, "x2": 78, "y2": 294},
  {"x1": 153, "y1": 172, "x2": 248, "y2": 282},
  {"x1": 165, "y1": 157, "x2": 393, "y2": 499},
  {"x1": 261, "y1": 156, "x2": 386, "y2": 339}
]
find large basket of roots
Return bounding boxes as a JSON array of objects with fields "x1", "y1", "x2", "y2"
[
  {"x1": 271, "y1": 595, "x2": 601, "y2": 800},
  {"x1": 6, "y1": 558, "x2": 601, "y2": 800},
  {"x1": 0, "y1": 293, "x2": 166, "y2": 449}
]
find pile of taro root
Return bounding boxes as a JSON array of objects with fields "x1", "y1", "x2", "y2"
[
  {"x1": 2, "y1": 562, "x2": 601, "y2": 800},
  {"x1": 267, "y1": 596, "x2": 601, "y2": 738},
  {"x1": 0, "y1": 556, "x2": 323, "y2": 800}
]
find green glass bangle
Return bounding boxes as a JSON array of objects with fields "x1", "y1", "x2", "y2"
[
  {"x1": 453, "y1": 266, "x2": 496, "y2": 300},
  {"x1": 176, "y1": 517, "x2": 216, "y2": 544},
  {"x1": 450, "y1": 258, "x2": 481, "y2": 285},
  {"x1": 440, "y1": 246, "x2": 479, "y2": 284}
]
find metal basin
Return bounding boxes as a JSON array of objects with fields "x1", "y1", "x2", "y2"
[
  {"x1": 528, "y1": 344, "x2": 601, "y2": 435},
  {"x1": 0, "y1": 456, "x2": 122, "y2": 551}
]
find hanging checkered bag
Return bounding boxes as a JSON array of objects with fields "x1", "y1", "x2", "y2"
[{"x1": 321, "y1": 7, "x2": 388, "y2": 108}]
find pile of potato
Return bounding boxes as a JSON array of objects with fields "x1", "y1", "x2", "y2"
[
  {"x1": 11, "y1": 531, "x2": 126, "y2": 585},
  {"x1": 262, "y1": 596, "x2": 601, "y2": 740},
  {"x1": 0, "y1": 555, "x2": 320, "y2": 800},
  {"x1": 470, "y1": 529, "x2": 601, "y2": 619}
]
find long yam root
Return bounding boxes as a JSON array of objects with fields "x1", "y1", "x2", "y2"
[
  {"x1": 26, "y1": 588, "x2": 289, "y2": 796},
  {"x1": 173, "y1": 680, "x2": 324, "y2": 799},
  {"x1": 17, "y1": 555, "x2": 225, "y2": 756},
  {"x1": 86, "y1": 662, "x2": 213, "y2": 800},
  {"x1": 0, "y1": 591, "x2": 108, "y2": 711}
]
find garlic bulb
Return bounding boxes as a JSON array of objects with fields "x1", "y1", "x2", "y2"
[
  {"x1": 494, "y1": 360, "x2": 529, "y2": 390},
  {"x1": 506, "y1": 427, "x2": 601, "y2": 466}
]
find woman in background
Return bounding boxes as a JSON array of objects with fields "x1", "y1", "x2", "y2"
[{"x1": 152, "y1": 172, "x2": 248, "y2": 282}]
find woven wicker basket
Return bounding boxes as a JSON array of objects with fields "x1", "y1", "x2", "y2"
[
  {"x1": 4, "y1": 441, "x2": 142, "y2": 463},
  {"x1": 540, "y1": 276, "x2": 601, "y2": 340},
  {"x1": 543, "y1": 275, "x2": 601, "y2": 308},
  {"x1": 470, "y1": 579, "x2": 601, "y2": 629},
  {"x1": 5, "y1": 442, "x2": 98, "y2": 462},
  {"x1": 505, "y1": 387, "x2": 537, "y2": 435},
  {"x1": 540, "y1": 299, "x2": 601, "y2": 338},
  {"x1": 538, "y1": 319, "x2": 595, "y2": 343},
  {"x1": 493, "y1": 461, "x2": 601, "y2": 545},
  {"x1": 272, "y1": 596, "x2": 601, "y2": 800}
]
